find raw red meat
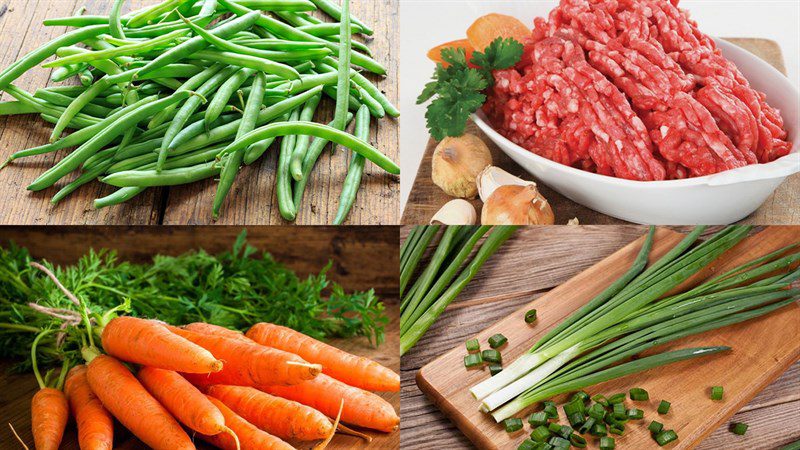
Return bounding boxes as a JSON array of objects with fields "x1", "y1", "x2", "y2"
[{"x1": 484, "y1": 0, "x2": 793, "y2": 180}]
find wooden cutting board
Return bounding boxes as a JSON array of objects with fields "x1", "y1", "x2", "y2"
[
  {"x1": 416, "y1": 226, "x2": 800, "y2": 450},
  {"x1": 402, "y1": 38, "x2": 799, "y2": 225}
]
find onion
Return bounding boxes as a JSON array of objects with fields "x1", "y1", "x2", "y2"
[
  {"x1": 481, "y1": 184, "x2": 555, "y2": 225},
  {"x1": 431, "y1": 134, "x2": 492, "y2": 198}
]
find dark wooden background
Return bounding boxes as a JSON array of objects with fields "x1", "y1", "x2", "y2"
[
  {"x1": 0, "y1": 0, "x2": 399, "y2": 225},
  {"x1": 400, "y1": 226, "x2": 800, "y2": 450}
]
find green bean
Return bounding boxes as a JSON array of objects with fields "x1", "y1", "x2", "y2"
[
  {"x1": 297, "y1": 22, "x2": 364, "y2": 37},
  {"x1": 110, "y1": 0, "x2": 126, "y2": 39},
  {"x1": 33, "y1": 90, "x2": 113, "y2": 117},
  {"x1": 148, "y1": 63, "x2": 224, "y2": 129},
  {"x1": 2, "y1": 85, "x2": 101, "y2": 125},
  {"x1": 51, "y1": 159, "x2": 114, "y2": 204},
  {"x1": 189, "y1": 49, "x2": 300, "y2": 80},
  {"x1": 111, "y1": 144, "x2": 225, "y2": 174},
  {"x1": 41, "y1": 85, "x2": 90, "y2": 97},
  {"x1": 321, "y1": 84, "x2": 361, "y2": 112},
  {"x1": 135, "y1": 11, "x2": 261, "y2": 79},
  {"x1": 94, "y1": 187, "x2": 146, "y2": 209},
  {"x1": 181, "y1": 15, "x2": 331, "y2": 62},
  {"x1": 322, "y1": 34, "x2": 373, "y2": 57},
  {"x1": 266, "y1": 72, "x2": 341, "y2": 96},
  {"x1": 309, "y1": 0, "x2": 373, "y2": 35},
  {"x1": 159, "y1": 65, "x2": 240, "y2": 170},
  {"x1": 127, "y1": 0, "x2": 185, "y2": 28},
  {"x1": 40, "y1": 113, "x2": 99, "y2": 130},
  {"x1": 231, "y1": 38, "x2": 327, "y2": 50},
  {"x1": 50, "y1": 62, "x2": 88, "y2": 83},
  {"x1": 243, "y1": 115, "x2": 288, "y2": 165},
  {"x1": 55, "y1": 47, "x2": 123, "y2": 76},
  {"x1": 43, "y1": 16, "x2": 116, "y2": 27},
  {"x1": 233, "y1": 0, "x2": 316, "y2": 11},
  {"x1": 289, "y1": 111, "x2": 350, "y2": 204},
  {"x1": 333, "y1": 104, "x2": 369, "y2": 224},
  {"x1": 0, "y1": 101, "x2": 37, "y2": 116},
  {"x1": 277, "y1": 108, "x2": 301, "y2": 220},
  {"x1": 315, "y1": 60, "x2": 383, "y2": 117},
  {"x1": 330, "y1": 0, "x2": 353, "y2": 161},
  {"x1": 289, "y1": 93, "x2": 321, "y2": 180},
  {"x1": 29, "y1": 92, "x2": 192, "y2": 191},
  {"x1": 0, "y1": 25, "x2": 109, "y2": 87},
  {"x1": 43, "y1": 30, "x2": 188, "y2": 68},
  {"x1": 321, "y1": 57, "x2": 398, "y2": 117},
  {"x1": 79, "y1": 68, "x2": 95, "y2": 86},
  {"x1": 205, "y1": 68, "x2": 255, "y2": 127},
  {"x1": 102, "y1": 161, "x2": 221, "y2": 187}
]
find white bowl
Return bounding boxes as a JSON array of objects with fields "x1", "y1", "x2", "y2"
[{"x1": 473, "y1": 38, "x2": 800, "y2": 224}]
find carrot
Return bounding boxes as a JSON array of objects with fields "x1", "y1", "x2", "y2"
[
  {"x1": 260, "y1": 374, "x2": 399, "y2": 433},
  {"x1": 168, "y1": 326, "x2": 321, "y2": 386},
  {"x1": 29, "y1": 330, "x2": 69, "y2": 450},
  {"x1": 138, "y1": 366, "x2": 239, "y2": 447},
  {"x1": 64, "y1": 365, "x2": 114, "y2": 450},
  {"x1": 101, "y1": 316, "x2": 222, "y2": 373},
  {"x1": 246, "y1": 323, "x2": 400, "y2": 392},
  {"x1": 208, "y1": 384, "x2": 333, "y2": 441},
  {"x1": 184, "y1": 322, "x2": 254, "y2": 343},
  {"x1": 427, "y1": 38, "x2": 474, "y2": 66},
  {"x1": 200, "y1": 396, "x2": 294, "y2": 450},
  {"x1": 86, "y1": 354, "x2": 194, "y2": 450},
  {"x1": 466, "y1": 13, "x2": 530, "y2": 51}
]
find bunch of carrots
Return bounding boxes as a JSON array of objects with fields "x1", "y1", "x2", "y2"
[{"x1": 18, "y1": 264, "x2": 400, "y2": 450}]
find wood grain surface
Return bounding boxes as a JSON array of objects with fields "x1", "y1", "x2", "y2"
[
  {"x1": 401, "y1": 39, "x2": 799, "y2": 226},
  {"x1": 0, "y1": 0, "x2": 399, "y2": 225},
  {"x1": 401, "y1": 226, "x2": 800, "y2": 450},
  {"x1": 0, "y1": 226, "x2": 399, "y2": 449}
]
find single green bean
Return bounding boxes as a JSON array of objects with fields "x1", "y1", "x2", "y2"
[
  {"x1": 51, "y1": 160, "x2": 115, "y2": 204},
  {"x1": 233, "y1": 0, "x2": 317, "y2": 11},
  {"x1": 50, "y1": 62, "x2": 89, "y2": 83},
  {"x1": 0, "y1": 101, "x2": 37, "y2": 116},
  {"x1": 43, "y1": 16, "x2": 118, "y2": 27},
  {"x1": 205, "y1": 68, "x2": 255, "y2": 128},
  {"x1": 2, "y1": 85, "x2": 101, "y2": 125},
  {"x1": 332, "y1": 0, "x2": 352, "y2": 133},
  {"x1": 55, "y1": 46, "x2": 123, "y2": 76},
  {"x1": 333, "y1": 104, "x2": 369, "y2": 225},
  {"x1": 277, "y1": 108, "x2": 301, "y2": 220},
  {"x1": 297, "y1": 22, "x2": 364, "y2": 37},
  {"x1": 321, "y1": 57, "x2": 398, "y2": 117},
  {"x1": 289, "y1": 93, "x2": 322, "y2": 180},
  {"x1": 231, "y1": 38, "x2": 327, "y2": 50},
  {"x1": 127, "y1": 0, "x2": 185, "y2": 28},
  {"x1": 94, "y1": 187, "x2": 145, "y2": 209},
  {"x1": 33, "y1": 90, "x2": 113, "y2": 117},
  {"x1": 109, "y1": 0, "x2": 126, "y2": 39},
  {"x1": 309, "y1": 0, "x2": 373, "y2": 35},
  {"x1": 199, "y1": 0, "x2": 219, "y2": 17},
  {"x1": 43, "y1": 29, "x2": 188, "y2": 68},
  {"x1": 291, "y1": 113, "x2": 353, "y2": 206},
  {"x1": 322, "y1": 34, "x2": 373, "y2": 57},
  {"x1": 102, "y1": 160, "x2": 221, "y2": 187},
  {"x1": 188, "y1": 49, "x2": 300, "y2": 80}
]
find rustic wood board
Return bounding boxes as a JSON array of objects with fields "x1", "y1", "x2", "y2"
[
  {"x1": 401, "y1": 38, "x2": 799, "y2": 226},
  {"x1": 0, "y1": 226, "x2": 399, "y2": 449},
  {"x1": 0, "y1": 0, "x2": 399, "y2": 225},
  {"x1": 402, "y1": 226, "x2": 800, "y2": 450}
]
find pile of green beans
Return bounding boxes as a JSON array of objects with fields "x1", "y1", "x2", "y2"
[{"x1": 0, "y1": 0, "x2": 399, "y2": 223}]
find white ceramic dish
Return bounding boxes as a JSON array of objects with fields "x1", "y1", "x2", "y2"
[{"x1": 473, "y1": 38, "x2": 800, "y2": 224}]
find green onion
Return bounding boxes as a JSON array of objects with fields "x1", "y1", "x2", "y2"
[
  {"x1": 648, "y1": 421, "x2": 664, "y2": 434},
  {"x1": 489, "y1": 333, "x2": 508, "y2": 348},
  {"x1": 607, "y1": 393, "x2": 626, "y2": 404},
  {"x1": 731, "y1": 422, "x2": 748, "y2": 435},
  {"x1": 655, "y1": 429, "x2": 678, "y2": 446},
  {"x1": 629, "y1": 387, "x2": 649, "y2": 401},
  {"x1": 464, "y1": 353, "x2": 482, "y2": 368},
  {"x1": 489, "y1": 364, "x2": 503, "y2": 376},
  {"x1": 466, "y1": 338, "x2": 480, "y2": 352},
  {"x1": 570, "y1": 433, "x2": 587, "y2": 448},
  {"x1": 528, "y1": 411, "x2": 549, "y2": 427},
  {"x1": 592, "y1": 394, "x2": 609, "y2": 407},
  {"x1": 503, "y1": 417, "x2": 523, "y2": 433},
  {"x1": 578, "y1": 418, "x2": 595, "y2": 434},
  {"x1": 600, "y1": 436, "x2": 616, "y2": 450},
  {"x1": 530, "y1": 425, "x2": 551, "y2": 442},
  {"x1": 548, "y1": 436, "x2": 570, "y2": 449},
  {"x1": 588, "y1": 403, "x2": 606, "y2": 420},
  {"x1": 567, "y1": 412, "x2": 585, "y2": 427},
  {"x1": 609, "y1": 423, "x2": 625, "y2": 435},
  {"x1": 571, "y1": 391, "x2": 589, "y2": 403},
  {"x1": 482, "y1": 349, "x2": 502, "y2": 364},
  {"x1": 543, "y1": 401, "x2": 558, "y2": 419},
  {"x1": 517, "y1": 439, "x2": 538, "y2": 450},
  {"x1": 590, "y1": 422, "x2": 608, "y2": 436},
  {"x1": 563, "y1": 400, "x2": 584, "y2": 416},
  {"x1": 657, "y1": 400, "x2": 671, "y2": 414},
  {"x1": 710, "y1": 386, "x2": 724, "y2": 400},
  {"x1": 557, "y1": 425, "x2": 573, "y2": 439},
  {"x1": 626, "y1": 408, "x2": 644, "y2": 420},
  {"x1": 547, "y1": 422, "x2": 561, "y2": 433},
  {"x1": 525, "y1": 309, "x2": 538, "y2": 323},
  {"x1": 612, "y1": 403, "x2": 626, "y2": 419}
]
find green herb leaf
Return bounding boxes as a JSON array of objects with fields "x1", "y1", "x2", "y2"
[{"x1": 471, "y1": 37, "x2": 524, "y2": 71}]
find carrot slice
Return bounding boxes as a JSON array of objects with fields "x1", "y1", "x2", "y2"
[
  {"x1": 466, "y1": 13, "x2": 530, "y2": 51},
  {"x1": 427, "y1": 38, "x2": 474, "y2": 66}
]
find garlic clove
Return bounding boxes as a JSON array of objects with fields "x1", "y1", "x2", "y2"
[
  {"x1": 476, "y1": 166, "x2": 536, "y2": 203},
  {"x1": 481, "y1": 184, "x2": 555, "y2": 225},
  {"x1": 430, "y1": 199, "x2": 478, "y2": 225}
]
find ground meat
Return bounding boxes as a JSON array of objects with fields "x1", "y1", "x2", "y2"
[{"x1": 484, "y1": 0, "x2": 793, "y2": 180}]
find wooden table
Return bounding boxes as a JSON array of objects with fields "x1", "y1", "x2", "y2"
[
  {"x1": 402, "y1": 39, "x2": 799, "y2": 226},
  {"x1": 0, "y1": 0, "x2": 399, "y2": 225},
  {"x1": 400, "y1": 226, "x2": 800, "y2": 450},
  {"x1": 0, "y1": 226, "x2": 400, "y2": 449}
]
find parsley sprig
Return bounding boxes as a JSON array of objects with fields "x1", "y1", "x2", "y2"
[{"x1": 417, "y1": 37, "x2": 524, "y2": 140}]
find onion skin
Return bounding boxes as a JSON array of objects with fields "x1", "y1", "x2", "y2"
[
  {"x1": 431, "y1": 134, "x2": 492, "y2": 198},
  {"x1": 481, "y1": 185, "x2": 555, "y2": 225}
]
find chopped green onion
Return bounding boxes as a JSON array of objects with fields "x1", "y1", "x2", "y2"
[
  {"x1": 626, "y1": 408, "x2": 644, "y2": 420},
  {"x1": 567, "y1": 412, "x2": 585, "y2": 427},
  {"x1": 543, "y1": 401, "x2": 558, "y2": 419},
  {"x1": 517, "y1": 439, "x2": 538, "y2": 450},
  {"x1": 588, "y1": 403, "x2": 607, "y2": 420},
  {"x1": 489, "y1": 364, "x2": 503, "y2": 376},
  {"x1": 482, "y1": 349, "x2": 502, "y2": 364},
  {"x1": 465, "y1": 338, "x2": 480, "y2": 352},
  {"x1": 548, "y1": 436, "x2": 571, "y2": 449},
  {"x1": 571, "y1": 391, "x2": 590, "y2": 403},
  {"x1": 570, "y1": 433, "x2": 587, "y2": 448},
  {"x1": 731, "y1": 422, "x2": 748, "y2": 436},
  {"x1": 563, "y1": 400, "x2": 584, "y2": 416},
  {"x1": 600, "y1": 436, "x2": 616, "y2": 450},
  {"x1": 609, "y1": 423, "x2": 625, "y2": 435},
  {"x1": 503, "y1": 417, "x2": 523, "y2": 433},
  {"x1": 629, "y1": 387, "x2": 649, "y2": 401},
  {"x1": 547, "y1": 422, "x2": 562, "y2": 433},
  {"x1": 557, "y1": 425, "x2": 573, "y2": 439},
  {"x1": 655, "y1": 429, "x2": 678, "y2": 446},
  {"x1": 590, "y1": 422, "x2": 608, "y2": 437},
  {"x1": 612, "y1": 403, "x2": 626, "y2": 419},
  {"x1": 464, "y1": 353, "x2": 482, "y2": 368},
  {"x1": 608, "y1": 393, "x2": 626, "y2": 404},
  {"x1": 710, "y1": 386, "x2": 724, "y2": 400},
  {"x1": 658, "y1": 400, "x2": 671, "y2": 414},
  {"x1": 648, "y1": 421, "x2": 664, "y2": 435},
  {"x1": 528, "y1": 411, "x2": 549, "y2": 427},
  {"x1": 592, "y1": 394, "x2": 609, "y2": 407},
  {"x1": 578, "y1": 418, "x2": 595, "y2": 434},
  {"x1": 530, "y1": 425, "x2": 551, "y2": 442},
  {"x1": 489, "y1": 333, "x2": 508, "y2": 348},
  {"x1": 525, "y1": 309, "x2": 537, "y2": 323},
  {"x1": 605, "y1": 414, "x2": 627, "y2": 426}
]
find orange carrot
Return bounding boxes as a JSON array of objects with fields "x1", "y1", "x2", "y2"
[
  {"x1": 86, "y1": 355, "x2": 194, "y2": 450},
  {"x1": 168, "y1": 326, "x2": 321, "y2": 386},
  {"x1": 427, "y1": 38, "x2": 475, "y2": 66},
  {"x1": 101, "y1": 316, "x2": 222, "y2": 373},
  {"x1": 31, "y1": 388, "x2": 69, "y2": 450},
  {"x1": 246, "y1": 323, "x2": 400, "y2": 392},
  {"x1": 184, "y1": 322, "x2": 254, "y2": 343},
  {"x1": 209, "y1": 384, "x2": 333, "y2": 441},
  {"x1": 260, "y1": 374, "x2": 399, "y2": 433},
  {"x1": 64, "y1": 365, "x2": 114, "y2": 450},
  {"x1": 200, "y1": 396, "x2": 294, "y2": 450},
  {"x1": 466, "y1": 13, "x2": 530, "y2": 51},
  {"x1": 138, "y1": 366, "x2": 239, "y2": 446}
]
